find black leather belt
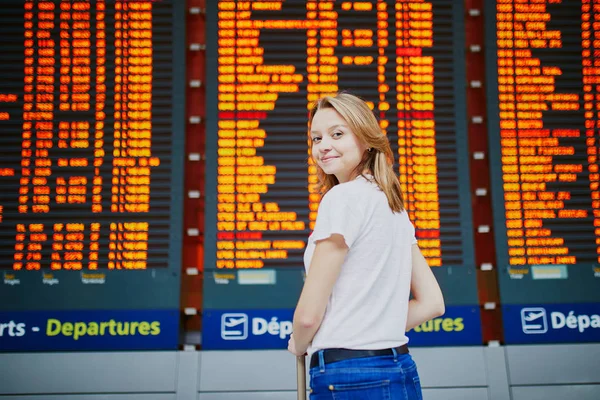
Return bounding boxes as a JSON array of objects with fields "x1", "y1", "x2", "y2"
[{"x1": 310, "y1": 344, "x2": 409, "y2": 369}]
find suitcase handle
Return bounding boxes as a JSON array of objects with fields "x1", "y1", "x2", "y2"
[{"x1": 296, "y1": 356, "x2": 306, "y2": 400}]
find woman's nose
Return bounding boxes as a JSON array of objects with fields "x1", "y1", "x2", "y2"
[
  {"x1": 319, "y1": 145, "x2": 331, "y2": 154},
  {"x1": 319, "y1": 138, "x2": 331, "y2": 152}
]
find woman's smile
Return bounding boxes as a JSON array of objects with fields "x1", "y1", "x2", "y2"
[{"x1": 320, "y1": 155, "x2": 339, "y2": 163}]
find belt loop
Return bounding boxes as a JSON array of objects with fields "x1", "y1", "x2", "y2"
[
  {"x1": 392, "y1": 347, "x2": 398, "y2": 362},
  {"x1": 318, "y1": 350, "x2": 326, "y2": 372}
]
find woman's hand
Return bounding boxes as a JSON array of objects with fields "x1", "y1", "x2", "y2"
[{"x1": 287, "y1": 334, "x2": 307, "y2": 357}]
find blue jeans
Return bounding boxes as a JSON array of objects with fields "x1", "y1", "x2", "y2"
[{"x1": 309, "y1": 351, "x2": 423, "y2": 400}]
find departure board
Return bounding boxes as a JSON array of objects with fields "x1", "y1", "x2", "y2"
[
  {"x1": 204, "y1": 0, "x2": 478, "y2": 311},
  {"x1": 485, "y1": 0, "x2": 600, "y2": 304},
  {"x1": 0, "y1": 0, "x2": 185, "y2": 351}
]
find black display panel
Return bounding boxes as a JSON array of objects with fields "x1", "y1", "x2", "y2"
[
  {"x1": 204, "y1": 0, "x2": 478, "y2": 312},
  {"x1": 0, "y1": 0, "x2": 185, "y2": 320},
  {"x1": 485, "y1": 0, "x2": 600, "y2": 304}
]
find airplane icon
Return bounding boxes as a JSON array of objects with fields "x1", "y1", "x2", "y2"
[
  {"x1": 221, "y1": 313, "x2": 248, "y2": 340},
  {"x1": 521, "y1": 307, "x2": 548, "y2": 334}
]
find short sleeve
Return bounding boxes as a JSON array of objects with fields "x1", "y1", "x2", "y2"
[
  {"x1": 407, "y1": 212, "x2": 418, "y2": 245},
  {"x1": 311, "y1": 188, "x2": 363, "y2": 248}
]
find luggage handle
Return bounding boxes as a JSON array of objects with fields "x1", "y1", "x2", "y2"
[{"x1": 296, "y1": 355, "x2": 307, "y2": 400}]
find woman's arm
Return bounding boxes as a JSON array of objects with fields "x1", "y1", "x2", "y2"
[
  {"x1": 406, "y1": 244, "x2": 445, "y2": 331},
  {"x1": 291, "y1": 234, "x2": 348, "y2": 354}
]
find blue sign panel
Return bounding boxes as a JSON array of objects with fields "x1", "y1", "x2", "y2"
[
  {"x1": 503, "y1": 303, "x2": 600, "y2": 344},
  {"x1": 0, "y1": 310, "x2": 179, "y2": 351},
  {"x1": 203, "y1": 309, "x2": 294, "y2": 350},
  {"x1": 202, "y1": 306, "x2": 482, "y2": 350},
  {"x1": 408, "y1": 305, "x2": 482, "y2": 346}
]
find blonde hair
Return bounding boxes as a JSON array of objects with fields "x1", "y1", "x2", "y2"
[{"x1": 308, "y1": 92, "x2": 405, "y2": 212}]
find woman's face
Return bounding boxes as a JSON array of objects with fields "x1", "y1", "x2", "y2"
[{"x1": 310, "y1": 108, "x2": 368, "y2": 183}]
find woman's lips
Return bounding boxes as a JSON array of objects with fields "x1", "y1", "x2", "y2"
[{"x1": 321, "y1": 156, "x2": 339, "y2": 163}]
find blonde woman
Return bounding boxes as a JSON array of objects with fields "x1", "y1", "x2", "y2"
[{"x1": 288, "y1": 93, "x2": 445, "y2": 399}]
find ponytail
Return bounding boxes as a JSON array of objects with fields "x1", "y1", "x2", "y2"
[{"x1": 365, "y1": 150, "x2": 405, "y2": 213}]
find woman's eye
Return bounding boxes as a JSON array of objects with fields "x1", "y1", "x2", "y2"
[
  {"x1": 312, "y1": 137, "x2": 321, "y2": 143},
  {"x1": 332, "y1": 131, "x2": 343, "y2": 138}
]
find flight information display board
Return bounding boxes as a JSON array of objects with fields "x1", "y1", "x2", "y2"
[
  {"x1": 203, "y1": 0, "x2": 481, "y2": 349},
  {"x1": 485, "y1": 0, "x2": 600, "y2": 343},
  {"x1": 0, "y1": 0, "x2": 185, "y2": 351}
]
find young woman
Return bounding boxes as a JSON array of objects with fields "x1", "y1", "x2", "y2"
[{"x1": 288, "y1": 93, "x2": 445, "y2": 399}]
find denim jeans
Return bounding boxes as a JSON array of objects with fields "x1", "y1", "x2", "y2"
[{"x1": 309, "y1": 350, "x2": 423, "y2": 400}]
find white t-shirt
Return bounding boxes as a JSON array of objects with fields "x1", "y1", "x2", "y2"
[{"x1": 303, "y1": 174, "x2": 416, "y2": 357}]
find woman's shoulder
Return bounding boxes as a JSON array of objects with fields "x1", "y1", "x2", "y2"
[
  {"x1": 319, "y1": 177, "x2": 379, "y2": 215},
  {"x1": 322, "y1": 176, "x2": 371, "y2": 201}
]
